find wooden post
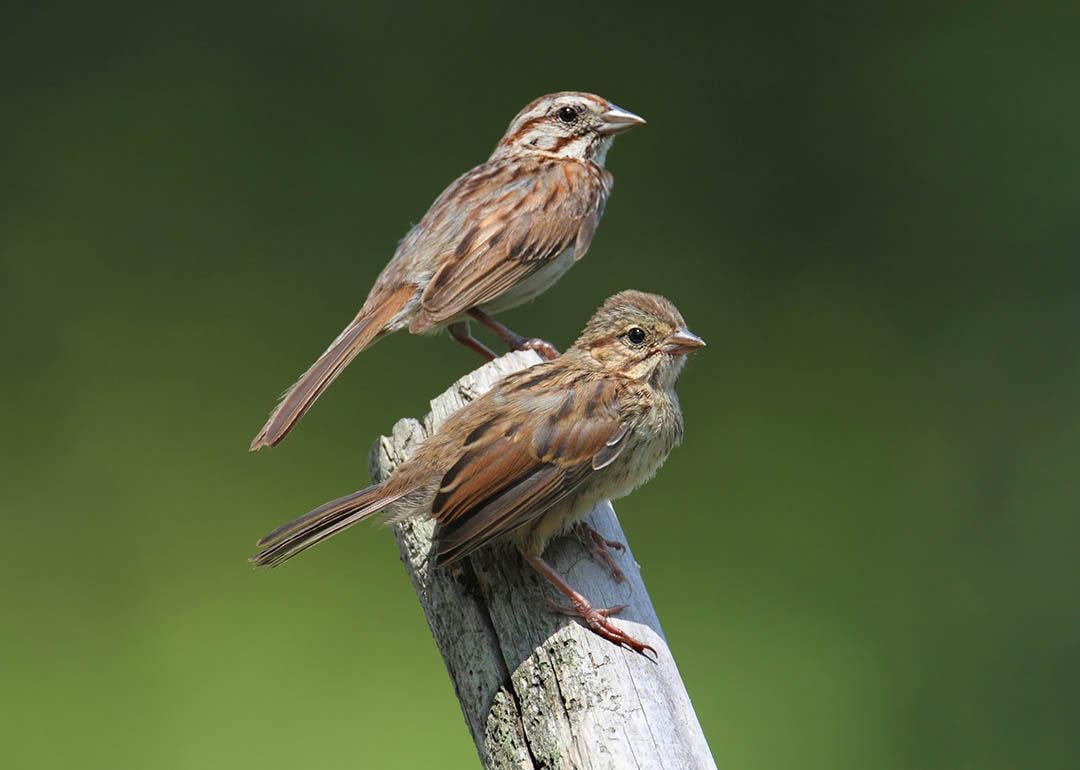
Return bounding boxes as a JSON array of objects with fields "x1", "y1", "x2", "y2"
[{"x1": 368, "y1": 350, "x2": 717, "y2": 770}]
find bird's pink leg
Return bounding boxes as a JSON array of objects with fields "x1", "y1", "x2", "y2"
[
  {"x1": 468, "y1": 309, "x2": 560, "y2": 361},
  {"x1": 574, "y1": 521, "x2": 626, "y2": 583},
  {"x1": 449, "y1": 321, "x2": 497, "y2": 361},
  {"x1": 523, "y1": 552, "x2": 655, "y2": 658}
]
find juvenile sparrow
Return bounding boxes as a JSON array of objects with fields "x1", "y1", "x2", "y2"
[
  {"x1": 251, "y1": 291, "x2": 705, "y2": 655},
  {"x1": 250, "y1": 92, "x2": 645, "y2": 450}
]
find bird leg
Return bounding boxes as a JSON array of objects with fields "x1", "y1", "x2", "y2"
[
  {"x1": 523, "y1": 552, "x2": 655, "y2": 657},
  {"x1": 449, "y1": 321, "x2": 496, "y2": 361},
  {"x1": 574, "y1": 521, "x2": 626, "y2": 583},
  {"x1": 468, "y1": 309, "x2": 560, "y2": 361}
]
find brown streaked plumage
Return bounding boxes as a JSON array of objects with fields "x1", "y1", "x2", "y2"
[
  {"x1": 251, "y1": 92, "x2": 645, "y2": 450},
  {"x1": 251, "y1": 291, "x2": 705, "y2": 655}
]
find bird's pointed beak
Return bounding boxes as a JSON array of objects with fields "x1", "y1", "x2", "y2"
[
  {"x1": 662, "y1": 328, "x2": 706, "y2": 356},
  {"x1": 597, "y1": 104, "x2": 646, "y2": 136}
]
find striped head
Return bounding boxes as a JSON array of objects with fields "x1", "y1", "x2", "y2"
[
  {"x1": 572, "y1": 290, "x2": 705, "y2": 387},
  {"x1": 492, "y1": 92, "x2": 645, "y2": 166}
]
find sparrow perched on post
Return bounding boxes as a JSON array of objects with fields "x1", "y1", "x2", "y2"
[
  {"x1": 251, "y1": 291, "x2": 705, "y2": 655},
  {"x1": 250, "y1": 92, "x2": 645, "y2": 450}
]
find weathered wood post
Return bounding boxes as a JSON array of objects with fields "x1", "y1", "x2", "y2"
[{"x1": 368, "y1": 350, "x2": 716, "y2": 770}]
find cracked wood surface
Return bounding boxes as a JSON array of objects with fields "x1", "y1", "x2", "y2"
[{"x1": 368, "y1": 350, "x2": 716, "y2": 770}]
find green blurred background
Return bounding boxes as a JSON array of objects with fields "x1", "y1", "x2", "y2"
[{"x1": 3, "y1": 2, "x2": 1077, "y2": 768}]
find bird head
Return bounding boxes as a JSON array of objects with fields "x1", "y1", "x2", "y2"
[
  {"x1": 494, "y1": 92, "x2": 645, "y2": 165},
  {"x1": 571, "y1": 290, "x2": 705, "y2": 388}
]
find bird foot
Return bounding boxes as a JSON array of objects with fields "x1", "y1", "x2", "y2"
[
  {"x1": 465, "y1": 309, "x2": 560, "y2": 360},
  {"x1": 516, "y1": 337, "x2": 560, "y2": 361},
  {"x1": 574, "y1": 522, "x2": 626, "y2": 583},
  {"x1": 544, "y1": 597, "x2": 656, "y2": 658}
]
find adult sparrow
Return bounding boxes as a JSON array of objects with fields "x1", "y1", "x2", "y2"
[
  {"x1": 250, "y1": 92, "x2": 645, "y2": 450},
  {"x1": 251, "y1": 291, "x2": 705, "y2": 655}
]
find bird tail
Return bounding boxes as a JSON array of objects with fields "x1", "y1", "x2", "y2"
[
  {"x1": 250, "y1": 286, "x2": 414, "y2": 451},
  {"x1": 250, "y1": 483, "x2": 412, "y2": 568}
]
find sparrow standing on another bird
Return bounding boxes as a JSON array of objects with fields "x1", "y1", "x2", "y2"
[
  {"x1": 251, "y1": 291, "x2": 705, "y2": 655},
  {"x1": 251, "y1": 92, "x2": 645, "y2": 450}
]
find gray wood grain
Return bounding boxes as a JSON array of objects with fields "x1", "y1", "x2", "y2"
[{"x1": 368, "y1": 350, "x2": 716, "y2": 770}]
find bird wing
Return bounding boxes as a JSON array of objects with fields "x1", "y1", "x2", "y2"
[
  {"x1": 430, "y1": 370, "x2": 632, "y2": 566},
  {"x1": 409, "y1": 159, "x2": 610, "y2": 331}
]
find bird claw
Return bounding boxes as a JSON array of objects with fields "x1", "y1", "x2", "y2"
[
  {"x1": 543, "y1": 598, "x2": 655, "y2": 658},
  {"x1": 545, "y1": 597, "x2": 625, "y2": 618},
  {"x1": 464, "y1": 309, "x2": 560, "y2": 360},
  {"x1": 518, "y1": 337, "x2": 560, "y2": 361},
  {"x1": 575, "y1": 522, "x2": 626, "y2": 582}
]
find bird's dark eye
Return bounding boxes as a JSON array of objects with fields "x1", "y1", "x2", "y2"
[
  {"x1": 626, "y1": 327, "x2": 647, "y2": 345},
  {"x1": 556, "y1": 106, "x2": 578, "y2": 123}
]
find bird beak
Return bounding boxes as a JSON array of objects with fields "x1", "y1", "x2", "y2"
[
  {"x1": 662, "y1": 328, "x2": 706, "y2": 356},
  {"x1": 597, "y1": 104, "x2": 646, "y2": 136}
]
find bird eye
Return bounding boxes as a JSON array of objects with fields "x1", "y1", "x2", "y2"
[
  {"x1": 626, "y1": 327, "x2": 647, "y2": 345},
  {"x1": 555, "y1": 106, "x2": 578, "y2": 124}
]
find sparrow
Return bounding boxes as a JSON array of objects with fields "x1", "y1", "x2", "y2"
[
  {"x1": 251, "y1": 290, "x2": 705, "y2": 655},
  {"x1": 250, "y1": 92, "x2": 645, "y2": 450}
]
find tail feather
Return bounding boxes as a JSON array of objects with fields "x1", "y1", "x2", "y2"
[
  {"x1": 250, "y1": 483, "x2": 409, "y2": 568},
  {"x1": 250, "y1": 286, "x2": 414, "y2": 451}
]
